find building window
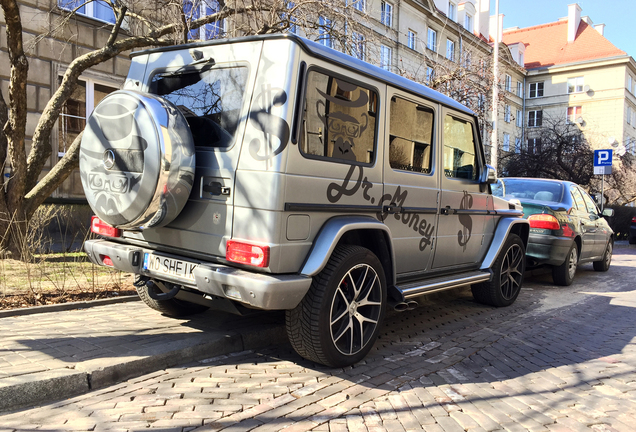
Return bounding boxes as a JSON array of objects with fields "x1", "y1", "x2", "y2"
[
  {"x1": 505, "y1": 74, "x2": 512, "y2": 92},
  {"x1": 464, "y1": 14, "x2": 472, "y2": 31},
  {"x1": 503, "y1": 133, "x2": 510, "y2": 152},
  {"x1": 504, "y1": 105, "x2": 511, "y2": 123},
  {"x1": 427, "y1": 28, "x2": 437, "y2": 52},
  {"x1": 518, "y1": 52, "x2": 524, "y2": 66},
  {"x1": 567, "y1": 106, "x2": 583, "y2": 124},
  {"x1": 381, "y1": 1, "x2": 393, "y2": 27},
  {"x1": 353, "y1": 0, "x2": 365, "y2": 12},
  {"x1": 527, "y1": 138, "x2": 542, "y2": 154},
  {"x1": 380, "y1": 45, "x2": 392, "y2": 71},
  {"x1": 568, "y1": 77, "x2": 584, "y2": 93},
  {"x1": 408, "y1": 30, "x2": 417, "y2": 50},
  {"x1": 318, "y1": 16, "x2": 333, "y2": 48},
  {"x1": 477, "y1": 94, "x2": 485, "y2": 110},
  {"x1": 529, "y1": 82, "x2": 544, "y2": 98},
  {"x1": 448, "y1": 1, "x2": 456, "y2": 21},
  {"x1": 352, "y1": 32, "x2": 366, "y2": 60},
  {"x1": 628, "y1": 75, "x2": 633, "y2": 92},
  {"x1": 515, "y1": 137, "x2": 521, "y2": 153},
  {"x1": 286, "y1": 1, "x2": 297, "y2": 34},
  {"x1": 59, "y1": 79, "x2": 118, "y2": 156},
  {"x1": 58, "y1": 0, "x2": 116, "y2": 23},
  {"x1": 628, "y1": 106, "x2": 633, "y2": 125},
  {"x1": 184, "y1": 0, "x2": 224, "y2": 40},
  {"x1": 516, "y1": 81, "x2": 523, "y2": 97},
  {"x1": 426, "y1": 67, "x2": 434, "y2": 84},
  {"x1": 516, "y1": 109, "x2": 522, "y2": 127},
  {"x1": 528, "y1": 110, "x2": 542, "y2": 127},
  {"x1": 462, "y1": 50, "x2": 472, "y2": 67},
  {"x1": 446, "y1": 40, "x2": 455, "y2": 61}
]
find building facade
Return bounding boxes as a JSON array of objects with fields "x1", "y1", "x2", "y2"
[{"x1": 502, "y1": 3, "x2": 636, "y2": 158}]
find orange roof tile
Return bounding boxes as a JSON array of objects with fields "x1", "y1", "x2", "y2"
[{"x1": 502, "y1": 20, "x2": 626, "y2": 69}]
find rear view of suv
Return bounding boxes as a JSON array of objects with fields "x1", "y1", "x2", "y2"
[{"x1": 81, "y1": 34, "x2": 529, "y2": 367}]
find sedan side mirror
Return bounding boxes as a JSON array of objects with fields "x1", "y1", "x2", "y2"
[
  {"x1": 602, "y1": 208, "x2": 614, "y2": 217},
  {"x1": 480, "y1": 164, "x2": 498, "y2": 184}
]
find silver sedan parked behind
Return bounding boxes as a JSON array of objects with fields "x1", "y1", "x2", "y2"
[{"x1": 492, "y1": 178, "x2": 614, "y2": 286}]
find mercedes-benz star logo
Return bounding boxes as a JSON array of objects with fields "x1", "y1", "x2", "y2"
[{"x1": 103, "y1": 149, "x2": 116, "y2": 170}]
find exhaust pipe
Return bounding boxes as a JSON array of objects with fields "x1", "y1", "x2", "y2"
[{"x1": 392, "y1": 300, "x2": 419, "y2": 312}]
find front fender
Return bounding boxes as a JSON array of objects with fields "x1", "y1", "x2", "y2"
[
  {"x1": 480, "y1": 217, "x2": 530, "y2": 271},
  {"x1": 300, "y1": 216, "x2": 395, "y2": 283}
]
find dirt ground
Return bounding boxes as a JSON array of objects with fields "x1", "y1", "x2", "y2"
[{"x1": 0, "y1": 254, "x2": 137, "y2": 310}]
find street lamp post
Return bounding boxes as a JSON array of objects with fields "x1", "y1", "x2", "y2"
[{"x1": 491, "y1": 0, "x2": 499, "y2": 173}]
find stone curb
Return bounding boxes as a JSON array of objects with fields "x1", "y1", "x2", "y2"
[
  {"x1": 0, "y1": 295, "x2": 140, "y2": 319},
  {"x1": 0, "y1": 321, "x2": 288, "y2": 413}
]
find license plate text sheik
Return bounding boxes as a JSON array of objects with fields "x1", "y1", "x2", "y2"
[{"x1": 145, "y1": 255, "x2": 196, "y2": 280}]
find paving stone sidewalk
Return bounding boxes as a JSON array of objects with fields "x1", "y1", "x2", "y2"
[
  {"x1": 0, "y1": 248, "x2": 635, "y2": 432},
  {"x1": 0, "y1": 299, "x2": 287, "y2": 412}
]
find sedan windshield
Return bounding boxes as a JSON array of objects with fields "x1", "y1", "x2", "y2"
[{"x1": 493, "y1": 179, "x2": 564, "y2": 203}]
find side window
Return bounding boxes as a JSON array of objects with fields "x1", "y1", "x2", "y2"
[
  {"x1": 389, "y1": 97, "x2": 434, "y2": 173},
  {"x1": 571, "y1": 187, "x2": 586, "y2": 212},
  {"x1": 301, "y1": 70, "x2": 378, "y2": 164},
  {"x1": 443, "y1": 114, "x2": 479, "y2": 180},
  {"x1": 580, "y1": 189, "x2": 599, "y2": 216}
]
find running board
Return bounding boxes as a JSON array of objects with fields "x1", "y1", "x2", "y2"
[{"x1": 394, "y1": 270, "x2": 491, "y2": 301}]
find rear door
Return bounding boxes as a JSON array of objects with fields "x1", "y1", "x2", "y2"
[
  {"x1": 570, "y1": 186, "x2": 596, "y2": 259},
  {"x1": 381, "y1": 91, "x2": 439, "y2": 275},
  {"x1": 124, "y1": 42, "x2": 262, "y2": 258},
  {"x1": 432, "y1": 109, "x2": 489, "y2": 269}
]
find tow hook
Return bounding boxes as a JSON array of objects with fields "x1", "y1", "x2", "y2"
[{"x1": 146, "y1": 279, "x2": 181, "y2": 301}]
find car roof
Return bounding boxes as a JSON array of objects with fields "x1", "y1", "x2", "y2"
[{"x1": 130, "y1": 34, "x2": 474, "y2": 117}]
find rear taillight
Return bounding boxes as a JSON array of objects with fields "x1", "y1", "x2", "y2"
[
  {"x1": 226, "y1": 240, "x2": 270, "y2": 268},
  {"x1": 91, "y1": 216, "x2": 121, "y2": 238},
  {"x1": 632, "y1": 217, "x2": 636, "y2": 223},
  {"x1": 528, "y1": 214, "x2": 560, "y2": 230}
]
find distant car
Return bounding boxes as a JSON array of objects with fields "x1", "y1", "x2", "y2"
[
  {"x1": 630, "y1": 216, "x2": 636, "y2": 244},
  {"x1": 492, "y1": 178, "x2": 614, "y2": 286}
]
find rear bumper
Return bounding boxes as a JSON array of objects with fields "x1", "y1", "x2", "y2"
[
  {"x1": 84, "y1": 239, "x2": 312, "y2": 310},
  {"x1": 526, "y1": 233, "x2": 574, "y2": 267}
]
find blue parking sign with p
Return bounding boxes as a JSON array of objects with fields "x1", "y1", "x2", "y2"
[{"x1": 594, "y1": 149, "x2": 613, "y2": 166}]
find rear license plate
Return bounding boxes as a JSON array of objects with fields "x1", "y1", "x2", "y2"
[{"x1": 142, "y1": 253, "x2": 197, "y2": 282}]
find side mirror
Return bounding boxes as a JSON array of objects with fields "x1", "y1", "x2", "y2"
[
  {"x1": 602, "y1": 208, "x2": 614, "y2": 217},
  {"x1": 480, "y1": 164, "x2": 497, "y2": 184}
]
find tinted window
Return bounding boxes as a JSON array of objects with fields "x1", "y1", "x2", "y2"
[
  {"x1": 443, "y1": 115, "x2": 478, "y2": 180},
  {"x1": 150, "y1": 66, "x2": 248, "y2": 149},
  {"x1": 571, "y1": 187, "x2": 586, "y2": 211},
  {"x1": 580, "y1": 188, "x2": 599, "y2": 215},
  {"x1": 497, "y1": 179, "x2": 564, "y2": 202},
  {"x1": 389, "y1": 97, "x2": 434, "y2": 173},
  {"x1": 300, "y1": 70, "x2": 378, "y2": 164}
]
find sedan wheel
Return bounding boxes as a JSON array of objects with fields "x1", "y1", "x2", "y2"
[
  {"x1": 552, "y1": 243, "x2": 578, "y2": 286},
  {"x1": 593, "y1": 241, "x2": 613, "y2": 272}
]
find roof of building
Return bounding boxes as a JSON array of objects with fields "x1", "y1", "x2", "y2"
[{"x1": 502, "y1": 19, "x2": 626, "y2": 69}]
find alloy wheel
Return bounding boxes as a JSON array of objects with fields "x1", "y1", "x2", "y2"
[{"x1": 499, "y1": 243, "x2": 524, "y2": 300}]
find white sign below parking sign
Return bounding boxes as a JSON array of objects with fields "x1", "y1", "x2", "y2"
[{"x1": 594, "y1": 165, "x2": 612, "y2": 175}]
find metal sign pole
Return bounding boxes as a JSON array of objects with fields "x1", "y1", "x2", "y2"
[{"x1": 601, "y1": 173, "x2": 604, "y2": 212}]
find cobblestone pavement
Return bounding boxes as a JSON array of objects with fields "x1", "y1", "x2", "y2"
[{"x1": 1, "y1": 248, "x2": 635, "y2": 432}]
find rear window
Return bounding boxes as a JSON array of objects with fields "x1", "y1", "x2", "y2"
[
  {"x1": 149, "y1": 66, "x2": 249, "y2": 149},
  {"x1": 493, "y1": 179, "x2": 564, "y2": 202}
]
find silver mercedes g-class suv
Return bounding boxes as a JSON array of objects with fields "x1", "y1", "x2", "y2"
[{"x1": 81, "y1": 34, "x2": 529, "y2": 367}]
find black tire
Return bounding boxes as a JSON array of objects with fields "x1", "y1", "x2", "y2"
[
  {"x1": 136, "y1": 282, "x2": 209, "y2": 317},
  {"x1": 593, "y1": 241, "x2": 613, "y2": 272},
  {"x1": 629, "y1": 236, "x2": 636, "y2": 245},
  {"x1": 286, "y1": 245, "x2": 386, "y2": 367},
  {"x1": 552, "y1": 243, "x2": 578, "y2": 286},
  {"x1": 472, "y1": 234, "x2": 525, "y2": 307}
]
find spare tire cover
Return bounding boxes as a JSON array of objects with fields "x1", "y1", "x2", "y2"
[{"x1": 80, "y1": 90, "x2": 195, "y2": 229}]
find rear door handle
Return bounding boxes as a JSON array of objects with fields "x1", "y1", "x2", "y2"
[{"x1": 203, "y1": 182, "x2": 231, "y2": 196}]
